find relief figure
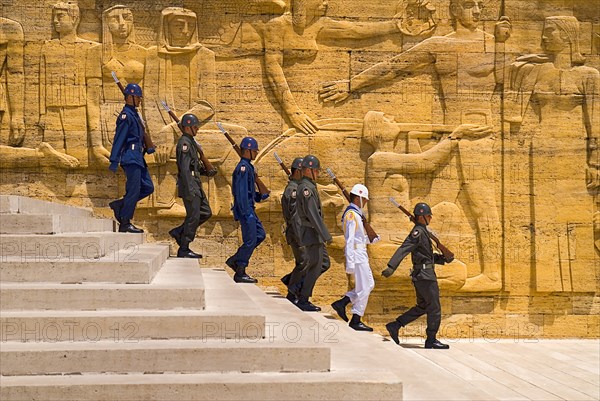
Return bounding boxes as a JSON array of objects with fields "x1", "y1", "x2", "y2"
[{"x1": 86, "y1": 5, "x2": 147, "y2": 166}]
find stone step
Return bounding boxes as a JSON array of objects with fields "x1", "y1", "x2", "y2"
[
  {"x1": 0, "y1": 195, "x2": 93, "y2": 217},
  {"x1": 0, "y1": 310, "x2": 264, "y2": 342},
  {"x1": 0, "y1": 214, "x2": 113, "y2": 234},
  {"x1": 0, "y1": 258, "x2": 204, "y2": 310},
  {"x1": 0, "y1": 244, "x2": 169, "y2": 284},
  {"x1": 0, "y1": 371, "x2": 402, "y2": 401},
  {"x1": 0, "y1": 232, "x2": 144, "y2": 259},
  {"x1": 0, "y1": 339, "x2": 330, "y2": 376}
]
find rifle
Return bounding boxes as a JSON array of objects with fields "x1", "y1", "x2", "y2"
[
  {"x1": 160, "y1": 100, "x2": 217, "y2": 177},
  {"x1": 388, "y1": 197, "x2": 455, "y2": 263},
  {"x1": 111, "y1": 71, "x2": 155, "y2": 152},
  {"x1": 273, "y1": 152, "x2": 291, "y2": 177},
  {"x1": 216, "y1": 122, "x2": 270, "y2": 196},
  {"x1": 325, "y1": 168, "x2": 379, "y2": 243}
]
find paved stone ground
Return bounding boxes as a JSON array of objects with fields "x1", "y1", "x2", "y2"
[{"x1": 246, "y1": 283, "x2": 599, "y2": 401}]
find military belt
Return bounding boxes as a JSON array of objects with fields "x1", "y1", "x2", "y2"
[
  {"x1": 414, "y1": 263, "x2": 434, "y2": 270},
  {"x1": 354, "y1": 244, "x2": 367, "y2": 250},
  {"x1": 128, "y1": 143, "x2": 143, "y2": 152}
]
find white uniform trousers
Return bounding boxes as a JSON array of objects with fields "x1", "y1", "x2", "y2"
[{"x1": 345, "y1": 256, "x2": 375, "y2": 317}]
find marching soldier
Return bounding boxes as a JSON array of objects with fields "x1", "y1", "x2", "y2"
[
  {"x1": 226, "y1": 137, "x2": 269, "y2": 283},
  {"x1": 280, "y1": 157, "x2": 305, "y2": 303},
  {"x1": 289, "y1": 155, "x2": 331, "y2": 312},
  {"x1": 108, "y1": 83, "x2": 154, "y2": 233},
  {"x1": 382, "y1": 202, "x2": 450, "y2": 349},
  {"x1": 168, "y1": 113, "x2": 213, "y2": 258},
  {"x1": 331, "y1": 184, "x2": 378, "y2": 331}
]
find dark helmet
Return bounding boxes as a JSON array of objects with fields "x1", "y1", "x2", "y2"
[
  {"x1": 301, "y1": 155, "x2": 320, "y2": 170},
  {"x1": 124, "y1": 83, "x2": 142, "y2": 98},
  {"x1": 291, "y1": 157, "x2": 303, "y2": 170},
  {"x1": 180, "y1": 113, "x2": 200, "y2": 128},
  {"x1": 413, "y1": 202, "x2": 433, "y2": 216},
  {"x1": 240, "y1": 137, "x2": 259, "y2": 151}
]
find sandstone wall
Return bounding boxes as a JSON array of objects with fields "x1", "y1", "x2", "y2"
[{"x1": 1, "y1": 0, "x2": 599, "y2": 338}]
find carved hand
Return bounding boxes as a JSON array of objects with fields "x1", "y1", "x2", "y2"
[
  {"x1": 154, "y1": 144, "x2": 172, "y2": 166},
  {"x1": 448, "y1": 124, "x2": 494, "y2": 140},
  {"x1": 289, "y1": 110, "x2": 319, "y2": 135},
  {"x1": 319, "y1": 80, "x2": 351, "y2": 104},
  {"x1": 495, "y1": 16, "x2": 512, "y2": 43},
  {"x1": 92, "y1": 145, "x2": 110, "y2": 166},
  {"x1": 8, "y1": 117, "x2": 25, "y2": 146}
]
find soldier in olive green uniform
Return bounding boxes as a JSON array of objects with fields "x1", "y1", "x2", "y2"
[
  {"x1": 169, "y1": 113, "x2": 215, "y2": 258},
  {"x1": 289, "y1": 155, "x2": 332, "y2": 312}
]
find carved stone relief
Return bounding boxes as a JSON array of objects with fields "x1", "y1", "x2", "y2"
[{"x1": 1, "y1": 0, "x2": 599, "y2": 336}]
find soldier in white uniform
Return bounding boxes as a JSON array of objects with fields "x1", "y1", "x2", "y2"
[{"x1": 331, "y1": 184, "x2": 379, "y2": 331}]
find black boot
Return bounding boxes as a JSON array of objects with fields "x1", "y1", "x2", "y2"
[
  {"x1": 118, "y1": 222, "x2": 143, "y2": 233},
  {"x1": 168, "y1": 228, "x2": 182, "y2": 246},
  {"x1": 108, "y1": 200, "x2": 122, "y2": 223},
  {"x1": 285, "y1": 292, "x2": 298, "y2": 304},
  {"x1": 331, "y1": 296, "x2": 350, "y2": 322},
  {"x1": 425, "y1": 339, "x2": 450, "y2": 349},
  {"x1": 349, "y1": 314, "x2": 373, "y2": 331},
  {"x1": 233, "y1": 265, "x2": 258, "y2": 284},
  {"x1": 296, "y1": 297, "x2": 321, "y2": 312},
  {"x1": 280, "y1": 273, "x2": 291, "y2": 286},
  {"x1": 177, "y1": 247, "x2": 202, "y2": 258},
  {"x1": 225, "y1": 256, "x2": 237, "y2": 272},
  {"x1": 386, "y1": 320, "x2": 403, "y2": 345}
]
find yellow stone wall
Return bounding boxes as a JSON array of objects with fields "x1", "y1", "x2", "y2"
[{"x1": 1, "y1": 0, "x2": 599, "y2": 338}]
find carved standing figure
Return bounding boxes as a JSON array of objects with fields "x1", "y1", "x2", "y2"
[
  {"x1": 39, "y1": 2, "x2": 99, "y2": 167},
  {"x1": 509, "y1": 16, "x2": 599, "y2": 292},
  {"x1": 321, "y1": 0, "x2": 510, "y2": 291},
  {"x1": 86, "y1": 5, "x2": 147, "y2": 165},
  {"x1": 0, "y1": 17, "x2": 24, "y2": 147},
  {"x1": 263, "y1": 0, "x2": 409, "y2": 134}
]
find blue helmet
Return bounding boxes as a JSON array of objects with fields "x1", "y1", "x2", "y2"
[
  {"x1": 414, "y1": 202, "x2": 433, "y2": 216},
  {"x1": 240, "y1": 137, "x2": 259, "y2": 151},
  {"x1": 124, "y1": 83, "x2": 142, "y2": 98},
  {"x1": 291, "y1": 157, "x2": 303, "y2": 170},
  {"x1": 180, "y1": 113, "x2": 200, "y2": 127}
]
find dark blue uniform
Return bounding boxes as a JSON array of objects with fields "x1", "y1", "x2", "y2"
[
  {"x1": 108, "y1": 104, "x2": 154, "y2": 225},
  {"x1": 227, "y1": 157, "x2": 268, "y2": 274}
]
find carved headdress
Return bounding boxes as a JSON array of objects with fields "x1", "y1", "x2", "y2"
[
  {"x1": 544, "y1": 16, "x2": 585, "y2": 66},
  {"x1": 101, "y1": 5, "x2": 136, "y2": 65},
  {"x1": 158, "y1": 7, "x2": 202, "y2": 55}
]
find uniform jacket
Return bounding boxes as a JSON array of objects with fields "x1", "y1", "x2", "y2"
[
  {"x1": 387, "y1": 223, "x2": 446, "y2": 281},
  {"x1": 231, "y1": 157, "x2": 264, "y2": 220},
  {"x1": 109, "y1": 104, "x2": 146, "y2": 169},
  {"x1": 176, "y1": 133, "x2": 207, "y2": 199},
  {"x1": 281, "y1": 179, "x2": 302, "y2": 244},
  {"x1": 296, "y1": 176, "x2": 331, "y2": 247},
  {"x1": 342, "y1": 203, "x2": 371, "y2": 273}
]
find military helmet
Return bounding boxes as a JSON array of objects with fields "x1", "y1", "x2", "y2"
[
  {"x1": 240, "y1": 137, "x2": 259, "y2": 151},
  {"x1": 124, "y1": 83, "x2": 142, "y2": 98},
  {"x1": 180, "y1": 113, "x2": 200, "y2": 128},
  {"x1": 291, "y1": 157, "x2": 303, "y2": 170},
  {"x1": 413, "y1": 202, "x2": 433, "y2": 216},
  {"x1": 350, "y1": 184, "x2": 369, "y2": 200},
  {"x1": 301, "y1": 155, "x2": 320, "y2": 170}
]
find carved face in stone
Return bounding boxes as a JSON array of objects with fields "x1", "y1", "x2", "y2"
[
  {"x1": 307, "y1": 0, "x2": 328, "y2": 19},
  {"x1": 107, "y1": 8, "x2": 134, "y2": 40},
  {"x1": 167, "y1": 15, "x2": 196, "y2": 47},
  {"x1": 451, "y1": 0, "x2": 483, "y2": 31},
  {"x1": 541, "y1": 20, "x2": 568, "y2": 54},
  {"x1": 52, "y1": 8, "x2": 77, "y2": 35}
]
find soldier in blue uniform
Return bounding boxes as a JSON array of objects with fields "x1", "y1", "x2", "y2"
[
  {"x1": 169, "y1": 113, "x2": 213, "y2": 258},
  {"x1": 280, "y1": 157, "x2": 305, "y2": 303},
  {"x1": 225, "y1": 137, "x2": 269, "y2": 283},
  {"x1": 108, "y1": 83, "x2": 154, "y2": 233},
  {"x1": 382, "y1": 202, "x2": 450, "y2": 349}
]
